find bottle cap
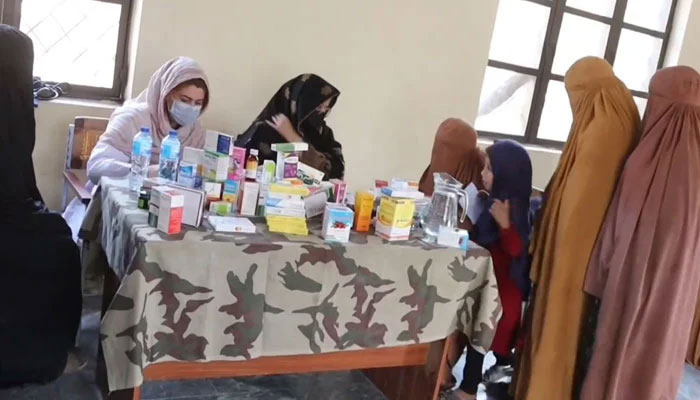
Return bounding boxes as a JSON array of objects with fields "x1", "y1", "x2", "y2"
[
  {"x1": 169, "y1": 130, "x2": 178, "y2": 137},
  {"x1": 250, "y1": 149, "x2": 259, "y2": 156},
  {"x1": 141, "y1": 127, "x2": 150, "y2": 134}
]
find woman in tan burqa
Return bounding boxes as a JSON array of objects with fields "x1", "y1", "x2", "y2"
[
  {"x1": 514, "y1": 57, "x2": 640, "y2": 400},
  {"x1": 581, "y1": 66, "x2": 700, "y2": 400},
  {"x1": 419, "y1": 118, "x2": 485, "y2": 228}
]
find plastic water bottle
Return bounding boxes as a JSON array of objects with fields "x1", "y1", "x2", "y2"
[
  {"x1": 159, "y1": 131, "x2": 181, "y2": 182},
  {"x1": 129, "y1": 127, "x2": 153, "y2": 192}
]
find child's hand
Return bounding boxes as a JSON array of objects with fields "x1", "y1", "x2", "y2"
[{"x1": 490, "y1": 199, "x2": 511, "y2": 230}]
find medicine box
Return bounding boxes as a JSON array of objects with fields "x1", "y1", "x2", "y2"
[
  {"x1": 330, "y1": 179, "x2": 347, "y2": 204},
  {"x1": 209, "y1": 201, "x2": 232, "y2": 216},
  {"x1": 203, "y1": 181, "x2": 222, "y2": 201},
  {"x1": 322, "y1": 205, "x2": 354, "y2": 243},
  {"x1": 204, "y1": 130, "x2": 235, "y2": 156},
  {"x1": 437, "y1": 226, "x2": 470, "y2": 251},
  {"x1": 152, "y1": 186, "x2": 184, "y2": 235},
  {"x1": 229, "y1": 147, "x2": 247, "y2": 182},
  {"x1": 377, "y1": 197, "x2": 415, "y2": 228},
  {"x1": 354, "y1": 191, "x2": 374, "y2": 232},
  {"x1": 222, "y1": 180, "x2": 241, "y2": 207},
  {"x1": 166, "y1": 184, "x2": 205, "y2": 227},
  {"x1": 375, "y1": 219, "x2": 410, "y2": 241},
  {"x1": 202, "y1": 151, "x2": 230, "y2": 182},
  {"x1": 177, "y1": 161, "x2": 197, "y2": 188},
  {"x1": 240, "y1": 181, "x2": 260, "y2": 216}
]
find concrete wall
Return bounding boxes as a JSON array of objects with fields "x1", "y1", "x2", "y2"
[{"x1": 33, "y1": 0, "x2": 699, "y2": 209}]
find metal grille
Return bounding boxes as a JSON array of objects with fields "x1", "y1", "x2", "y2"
[{"x1": 20, "y1": 0, "x2": 122, "y2": 89}]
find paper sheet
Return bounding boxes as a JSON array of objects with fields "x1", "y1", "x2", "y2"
[{"x1": 465, "y1": 183, "x2": 485, "y2": 224}]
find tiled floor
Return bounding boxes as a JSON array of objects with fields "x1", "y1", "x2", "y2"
[{"x1": 2, "y1": 297, "x2": 700, "y2": 400}]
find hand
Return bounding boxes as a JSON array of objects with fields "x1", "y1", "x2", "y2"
[
  {"x1": 490, "y1": 199, "x2": 511, "y2": 230},
  {"x1": 266, "y1": 113, "x2": 302, "y2": 142}
]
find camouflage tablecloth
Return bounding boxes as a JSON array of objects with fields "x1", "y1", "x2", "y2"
[{"x1": 94, "y1": 178, "x2": 501, "y2": 391}]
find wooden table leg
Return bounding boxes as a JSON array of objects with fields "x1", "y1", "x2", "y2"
[{"x1": 363, "y1": 333, "x2": 462, "y2": 400}]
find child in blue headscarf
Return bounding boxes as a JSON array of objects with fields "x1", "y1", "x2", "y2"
[{"x1": 455, "y1": 140, "x2": 533, "y2": 399}]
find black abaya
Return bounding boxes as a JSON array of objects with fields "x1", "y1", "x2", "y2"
[{"x1": 0, "y1": 24, "x2": 82, "y2": 387}]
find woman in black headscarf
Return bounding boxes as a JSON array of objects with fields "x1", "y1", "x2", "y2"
[
  {"x1": 236, "y1": 74, "x2": 345, "y2": 180},
  {"x1": 0, "y1": 24, "x2": 82, "y2": 386}
]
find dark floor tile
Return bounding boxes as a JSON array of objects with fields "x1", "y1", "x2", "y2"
[
  {"x1": 0, "y1": 382, "x2": 60, "y2": 400},
  {"x1": 142, "y1": 379, "x2": 217, "y2": 399},
  {"x1": 56, "y1": 371, "x2": 101, "y2": 400},
  {"x1": 211, "y1": 375, "x2": 296, "y2": 399}
]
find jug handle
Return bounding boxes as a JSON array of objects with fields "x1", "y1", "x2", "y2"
[{"x1": 458, "y1": 190, "x2": 468, "y2": 223}]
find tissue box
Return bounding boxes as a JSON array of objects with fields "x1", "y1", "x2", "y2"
[
  {"x1": 203, "y1": 151, "x2": 230, "y2": 182},
  {"x1": 438, "y1": 226, "x2": 470, "y2": 251},
  {"x1": 204, "y1": 130, "x2": 235, "y2": 155},
  {"x1": 322, "y1": 205, "x2": 354, "y2": 243},
  {"x1": 152, "y1": 186, "x2": 184, "y2": 235},
  {"x1": 354, "y1": 191, "x2": 375, "y2": 232}
]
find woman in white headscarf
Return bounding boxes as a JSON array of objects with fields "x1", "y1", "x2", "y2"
[{"x1": 87, "y1": 56, "x2": 210, "y2": 184}]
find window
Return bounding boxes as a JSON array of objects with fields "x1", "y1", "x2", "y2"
[
  {"x1": 5, "y1": 0, "x2": 131, "y2": 100},
  {"x1": 475, "y1": 0, "x2": 678, "y2": 146}
]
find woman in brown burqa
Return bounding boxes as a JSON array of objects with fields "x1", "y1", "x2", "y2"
[
  {"x1": 581, "y1": 66, "x2": 700, "y2": 400},
  {"x1": 419, "y1": 118, "x2": 484, "y2": 197},
  {"x1": 514, "y1": 57, "x2": 640, "y2": 400}
]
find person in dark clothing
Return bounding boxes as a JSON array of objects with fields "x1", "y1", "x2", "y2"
[
  {"x1": 235, "y1": 74, "x2": 345, "y2": 180},
  {"x1": 0, "y1": 24, "x2": 82, "y2": 387},
  {"x1": 454, "y1": 140, "x2": 533, "y2": 400}
]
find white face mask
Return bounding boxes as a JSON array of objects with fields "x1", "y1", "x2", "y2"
[{"x1": 169, "y1": 100, "x2": 202, "y2": 127}]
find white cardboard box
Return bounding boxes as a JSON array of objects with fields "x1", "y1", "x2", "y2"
[
  {"x1": 375, "y1": 219, "x2": 410, "y2": 241},
  {"x1": 182, "y1": 147, "x2": 204, "y2": 165},
  {"x1": 166, "y1": 184, "x2": 205, "y2": 227},
  {"x1": 204, "y1": 130, "x2": 235, "y2": 155},
  {"x1": 152, "y1": 186, "x2": 184, "y2": 234},
  {"x1": 240, "y1": 181, "x2": 260, "y2": 216},
  {"x1": 202, "y1": 151, "x2": 230, "y2": 182}
]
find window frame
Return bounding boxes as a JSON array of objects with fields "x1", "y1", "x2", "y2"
[
  {"x1": 5, "y1": 0, "x2": 132, "y2": 101},
  {"x1": 479, "y1": 0, "x2": 679, "y2": 147}
]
